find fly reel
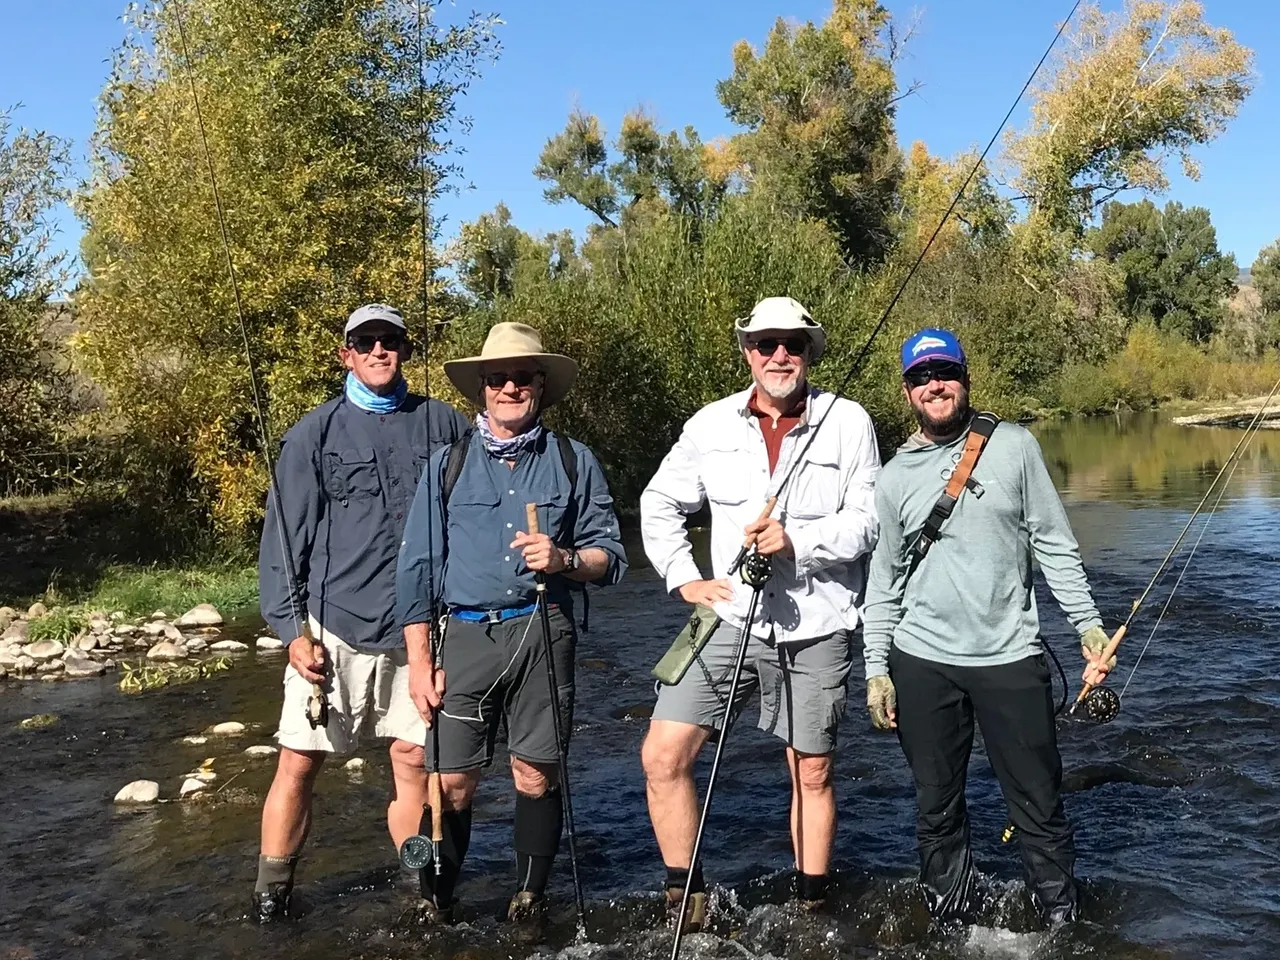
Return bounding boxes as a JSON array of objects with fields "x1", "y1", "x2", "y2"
[
  {"x1": 740, "y1": 550, "x2": 773, "y2": 588},
  {"x1": 400, "y1": 834, "x2": 434, "y2": 870},
  {"x1": 1081, "y1": 685, "x2": 1120, "y2": 724}
]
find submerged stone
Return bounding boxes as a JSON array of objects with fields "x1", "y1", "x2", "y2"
[{"x1": 114, "y1": 780, "x2": 160, "y2": 804}]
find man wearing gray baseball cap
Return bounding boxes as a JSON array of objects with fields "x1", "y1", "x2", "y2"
[{"x1": 253, "y1": 303, "x2": 469, "y2": 922}]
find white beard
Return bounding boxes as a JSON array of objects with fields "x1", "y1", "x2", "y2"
[{"x1": 757, "y1": 370, "x2": 802, "y2": 401}]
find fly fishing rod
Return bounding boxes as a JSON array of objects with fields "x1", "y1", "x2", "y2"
[
  {"x1": 1070, "y1": 377, "x2": 1280, "y2": 722},
  {"x1": 174, "y1": 6, "x2": 328, "y2": 730},
  {"x1": 728, "y1": 0, "x2": 1085, "y2": 577}
]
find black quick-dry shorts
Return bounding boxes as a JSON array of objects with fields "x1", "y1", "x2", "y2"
[{"x1": 426, "y1": 606, "x2": 576, "y2": 772}]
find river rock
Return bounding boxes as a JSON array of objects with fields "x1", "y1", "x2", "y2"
[
  {"x1": 256, "y1": 636, "x2": 283, "y2": 651},
  {"x1": 26, "y1": 602, "x2": 47, "y2": 620},
  {"x1": 209, "y1": 639, "x2": 249, "y2": 653},
  {"x1": 149, "y1": 610, "x2": 168, "y2": 621},
  {"x1": 89, "y1": 617, "x2": 111, "y2": 634},
  {"x1": 65, "y1": 659, "x2": 106, "y2": 679},
  {"x1": 37, "y1": 659, "x2": 64, "y2": 675},
  {"x1": 162, "y1": 623, "x2": 184, "y2": 642},
  {"x1": 141, "y1": 620, "x2": 167, "y2": 637},
  {"x1": 114, "y1": 780, "x2": 160, "y2": 804},
  {"x1": 244, "y1": 745, "x2": 278, "y2": 758},
  {"x1": 0, "y1": 665, "x2": 6, "y2": 680},
  {"x1": 12, "y1": 655, "x2": 35, "y2": 675},
  {"x1": 147, "y1": 640, "x2": 186, "y2": 661},
  {"x1": 179, "y1": 778, "x2": 209, "y2": 797},
  {"x1": 2, "y1": 620, "x2": 29, "y2": 642},
  {"x1": 176, "y1": 604, "x2": 224, "y2": 628},
  {"x1": 344, "y1": 758, "x2": 365, "y2": 772},
  {"x1": 113, "y1": 624, "x2": 138, "y2": 638},
  {"x1": 211, "y1": 721, "x2": 246, "y2": 736},
  {"x1": 0, "y1": 651, "x2": 19, "y2": 670},
  {"x1": 24, "y1": 639, "x2": 64, "y2": 661},
  {"x1": 181, "y1": 735, "x2": 208, "y2": 745},
  {"x1": 185, "y1": 637, "x2": 208, "y2": 653},
  {"x1": 76, "y1": 632, "x2": 99, "y2": 652},
  {"x1": 0, "y1": 609, "x2": 11, "y2": 632}
]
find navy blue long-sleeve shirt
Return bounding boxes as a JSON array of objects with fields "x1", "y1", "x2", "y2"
[
  {"x1": 258, "y1": 393, "x2": 469, "y2": 651},
  {"x1": 396, "y1": 428, "x2": 627, "y2": 623}
]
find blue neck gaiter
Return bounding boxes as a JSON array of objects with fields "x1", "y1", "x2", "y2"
[{"x1": 345, "y1": 372, "x2": 407, "y2": 414}]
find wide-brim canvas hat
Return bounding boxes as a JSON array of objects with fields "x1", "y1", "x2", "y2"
[
  {"x1": 734, "y1": 296, "x2": 826, "y2": 362},
  {"x1": 444, "y1": 322, "x2": 579, "y2": 407}
]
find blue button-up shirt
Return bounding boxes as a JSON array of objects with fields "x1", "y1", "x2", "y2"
[
  {"x1": 396, "y1": 428, "x2": 627, "y2": 623},
  {"x1": 259, "y1": 393, "x2": 469, "y2": 651}
]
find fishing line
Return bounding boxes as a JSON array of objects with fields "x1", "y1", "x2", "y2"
[
  {"x1": 173, "y1": 5, "x2": 328, "y2": 726},
  {"x1": 439, "y1": 606, "x2": 538, "y2": 725},
  {"x1": 729, "y1": 0, "x2": 1085, "y2": 574}
]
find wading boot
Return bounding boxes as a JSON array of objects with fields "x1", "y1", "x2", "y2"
[
  {"x1": 507, "y1": 890, "x2": 546, "y2": 924},
  {"x1": 416, "y1": 897, "x2": 454, "y2": 926},
  {"x1": 251, "y1": 886, "x2": 291, "y2": 924},
  {"x1": 665, "y1": 887, "x2": 706, "y2": 933}
]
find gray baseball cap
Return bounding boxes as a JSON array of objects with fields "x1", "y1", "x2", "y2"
[{"x1": 344, "y1": 303, "x2": 407, "y2": 335}]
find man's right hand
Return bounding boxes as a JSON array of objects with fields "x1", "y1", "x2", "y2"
[
  {"x1": 288, "y1": 635, "x2": 326, "y2": 684},
  {"x1": 409, "y1": 659, "x2": 446, "y2": 727},
  {"x1": 677, "y1": 578, "x2": 735, "y2": 607},
  {"x1": 867, "y1": 675, "x2": 897, "y2": 731}
]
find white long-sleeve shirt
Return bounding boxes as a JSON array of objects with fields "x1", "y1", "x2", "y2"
[{"x1": 640, "y1": 385, "x2": 881, "y2": 643}]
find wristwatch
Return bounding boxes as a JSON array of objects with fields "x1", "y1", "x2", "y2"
[{"x1": 563, "y1": 548, "x2": 580, "y2": 572}]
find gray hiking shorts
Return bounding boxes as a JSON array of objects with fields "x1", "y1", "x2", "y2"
[
  {"x1": 426, "y1": 605, "x2": 576, "y2": 773},
  {"x1": 652, "y1": 622, "x2": 853, "y2": 755}
]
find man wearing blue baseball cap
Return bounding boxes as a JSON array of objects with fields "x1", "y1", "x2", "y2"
[{"x1": 860, "y1": 327, "x2": 1116, "y2": 926}]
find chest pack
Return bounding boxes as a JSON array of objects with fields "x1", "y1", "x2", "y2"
[
  {"x1": 439, "y1": 427, "x2": 589, "y2": 628},
  {"x1": 908, "y1": 412, "x2": 1002, "y2": 570}
]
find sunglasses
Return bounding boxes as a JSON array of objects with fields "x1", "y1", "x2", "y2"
[
  {"x1": 750, "y1": 336, "x2": 809, "y2": 358},
  {"x1": 482, "y1": 369, "x2": 541, "y2": 390},
  {"x1": 904, "y1": 362, "x2": 967, "y2": 387},
  {"x1": 346, "y1": 332, "x2": 405, "y2": 354}
]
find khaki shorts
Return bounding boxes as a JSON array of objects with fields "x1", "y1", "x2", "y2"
[{"x1": 275, "y1": 617, "x2": 426, "y2": 754}]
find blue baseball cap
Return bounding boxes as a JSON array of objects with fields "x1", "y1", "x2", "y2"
[{"x1": 901, "y1": 327, "x2": 966, "y2": 373}]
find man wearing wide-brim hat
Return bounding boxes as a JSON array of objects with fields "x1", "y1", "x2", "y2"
[
  {"x1": 639, "y1": 296, "x2": 881, "y2": 927},
  {"x1": 396, "y1": 321, "x2": 627, "y2": 924}
]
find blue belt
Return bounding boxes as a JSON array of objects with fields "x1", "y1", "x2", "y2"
[{"x1": 450, "y1": 602, "x2": 539, "y2": 624}]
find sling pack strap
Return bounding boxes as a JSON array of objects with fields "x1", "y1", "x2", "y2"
[
  {"x1": 908, "y1": 411, "x2": 1001, "y2": 568},
  {"x1": 440, "y1": 427, "x2": 589, "y2": 629}
]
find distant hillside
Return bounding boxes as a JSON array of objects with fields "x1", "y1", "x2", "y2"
[{"x1": 1238, "y1": 268, "x2": 1253, "y2": 286}]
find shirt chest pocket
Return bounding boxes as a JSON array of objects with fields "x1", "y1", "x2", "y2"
[
  {"x1": 534, "y1": 492, "x2": 571, "y2": 543},
  {"x1": 449, "y1": 489, "x2": 501, "y2": 549},
  {"x1": 702, "y1": 446, "x2": 755, "y2": 507},
  {"x1": 324, "y1": 447, "x2": 382, "y2": 500},
  {"x1": 785, "y1": 458, "x2": 842, "y2": 519}
]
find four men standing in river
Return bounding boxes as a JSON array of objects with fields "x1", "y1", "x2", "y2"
[{"x1": 255, "y1": 298, "x2": 1115, "y2": 930}]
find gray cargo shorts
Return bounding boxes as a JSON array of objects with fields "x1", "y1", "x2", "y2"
[
  {"x1": 652, "y1": 622, "x2": 853, "y2": 755},
  {"x1": 426, "y1": 605, "x2": 576, "y2": 773}
]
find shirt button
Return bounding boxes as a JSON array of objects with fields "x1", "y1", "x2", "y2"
[
  {"x1": 505, "y1": 555, "x2": 511, "y2": 562},
  {"x1": 506, "y1": 522, "x2": 513, "y2": 528},
  {"x1": 509, "y1": 489, "x2": 515, "y2": 495},
  {"x1": 507, "y1": 589, "x2": 513, "y2": 595},
  {"x1": 396, "y1": 512, "x2": 403, "y2": 519}
]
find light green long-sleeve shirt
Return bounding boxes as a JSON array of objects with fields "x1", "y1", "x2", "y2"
[{"x1": 862, "y1": 417, "x2": 1102, "y2": 678}]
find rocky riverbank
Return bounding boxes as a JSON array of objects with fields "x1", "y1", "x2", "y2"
[
  {"x1": 1170, "y1": 394, "x2": 1280, "y2": 428},
  {"x1": 0, "y1": 602, "x2": 281, "y2": 684}
]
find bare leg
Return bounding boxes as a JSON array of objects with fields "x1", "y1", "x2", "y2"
[
  {"x1": 640, "y1": 719, "x2": 712, "y2": 868},
  {"x1": 387, "y1": 739, "x2": 429, "y2": 850},
  {"x1": 786, "y1": 747, "x2": 836, "y2": 878},
  {"x1": 260, "y1": 747, "x2": 325, "y2": 857}
]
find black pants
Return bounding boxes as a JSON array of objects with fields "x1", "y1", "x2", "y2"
[{"x1": 889, "y1": 646, "x2": 1077, "y2": 924}]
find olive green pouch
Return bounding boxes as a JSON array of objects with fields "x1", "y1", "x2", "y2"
[{"x1": 652, "y1": 604, "x2": 721, "y2": 686}]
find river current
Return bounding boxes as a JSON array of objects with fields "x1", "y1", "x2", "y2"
[{"x1": 2, "y1": 413, "x2": 1278, "y2": 960}]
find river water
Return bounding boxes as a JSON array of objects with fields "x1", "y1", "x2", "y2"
[{"x1": 2, "y1": 413, "x2": 1278, "y2": 960}]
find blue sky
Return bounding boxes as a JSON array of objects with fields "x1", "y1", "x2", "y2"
[{"x1": 4, "y1": 0, "x2": 1277, "y2": 277}]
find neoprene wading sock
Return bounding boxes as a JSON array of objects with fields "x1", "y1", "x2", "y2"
[
  {"x1": 418, "y1": 806, "x2": 472, "y2": 907},
  {"x1": 664, "y1": 864, "x2": 706, "y2": 895},
  {"x1": 514, "y1": 789, "x2": 563, "y2": 896},
  {"x1": 797, "y1": 871, "x2": 830, "y2": 902},
  {"x1": 255, "y1": 855, "x2": 298, "y2": 895}
]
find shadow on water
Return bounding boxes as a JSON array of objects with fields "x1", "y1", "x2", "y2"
[{"x1": 3, "y1": 412, "x2": 1280, "y2": 959}]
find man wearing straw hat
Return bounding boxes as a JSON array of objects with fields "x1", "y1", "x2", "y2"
[
  {"x1": 254, "y1": 303, "x2": 468, "y2": 922},
  {"x1": 639, "y1": 296, "x2": 881, "y2": 928},
  {"x1": 396, "y1": 321, "x2": 627, "y2": 924}
]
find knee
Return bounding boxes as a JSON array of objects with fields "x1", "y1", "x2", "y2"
[
  {"x1": 388, "y1": 740, "x2": 425, "y2": 777},
  {"x1": 641, "y1": 728, "x2": 693, "y2": 785},
  {"x1": 511, "y1": 758, "x2": 555, "y2": 797},
  {"x1": 439, "y1": 772, "x2": 478, "y2": 810},
  {"x1": 794, "y1": 754, "x2": 834, "y2": 793},
  {"x1": 275, "y1": 747, "x2": 324, "y2": 784}
]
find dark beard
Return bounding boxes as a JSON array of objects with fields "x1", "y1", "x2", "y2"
[{"x1": 914, "y1": 397, "x2": 971, "y2": 440}]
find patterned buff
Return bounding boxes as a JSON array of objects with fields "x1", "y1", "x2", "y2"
[
  {"x1": 475, "y1": 411, "x2": 543, "y2": 460},
  {"x1": 345, "y1": 372, "x2": 407, "y2": 414}
]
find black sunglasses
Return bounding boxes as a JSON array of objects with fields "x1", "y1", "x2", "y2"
[
  {"x1": 750, "y1": 336, "x2": 809, "y2": 358},
  {"x1": 347, "y1": 332, "x2": 405, "y2": 354},
  {"x1": 905, "y1": 362, "x2": 967, "y2": 387},
  {"x1": 482, "y1": 369, "x2": 541, "y2": 390}
]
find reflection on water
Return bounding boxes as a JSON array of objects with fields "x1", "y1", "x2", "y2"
[{"x1": 2, "y1": 413, "x2": 1279, "y2": 960}]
